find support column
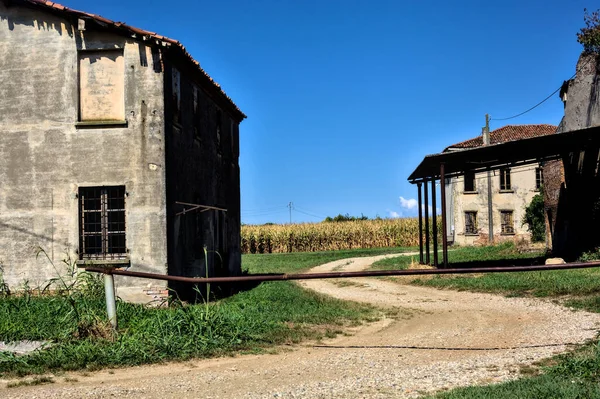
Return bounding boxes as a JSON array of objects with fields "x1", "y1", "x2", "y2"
[
  {"x1": 424, "y1": 179, "x2": 430, "y2": 265},
  {"x1": 417, "y1": 182, "x2": 424, "y2": 264},
  {"x1": 440, "y1": 163, "x2": 448, "y2": 268},
  {"x1": 432, "y1": 178, "x2": 438, "y2": 267}
]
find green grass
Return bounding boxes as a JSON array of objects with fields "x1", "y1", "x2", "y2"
[
  {"x1": 371, "y1": 242, "x2": 544, "y2": 272},
  {"x1": 0, "y1": 250, "x2": 387, "y2": 377},
  {"x1": 243, "y1": 246, "x2": 415, "y2": 274},
  {"x1": 368, "y1": 243, "x2": 600, "y2": 299},
  {"x1": 428, "y1": 344, "x2": 600, "y2": 399}
]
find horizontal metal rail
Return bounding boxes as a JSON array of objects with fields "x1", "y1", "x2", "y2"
[{"x1": 85, "y1": 261, "x2": 600, "y2": 284}]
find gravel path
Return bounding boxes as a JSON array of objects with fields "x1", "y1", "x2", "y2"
[{"x1": 3, "y1": 253, "x2": 600, "y2": 398}]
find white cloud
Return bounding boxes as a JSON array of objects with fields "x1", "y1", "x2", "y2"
[
  {"x1": 388, "y1": 211, "x2": 400, "y2": 218},
  {"x1": 399, "y1": 196, "x2": 418, "y2": 210}
]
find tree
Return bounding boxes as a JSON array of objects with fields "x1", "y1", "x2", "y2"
[
  {"x1": 577, "y1": 9, "x2": 600, "y2": 54},
  {"x1": 523, "y1": 193, "x2": 545, "y2": 242}
]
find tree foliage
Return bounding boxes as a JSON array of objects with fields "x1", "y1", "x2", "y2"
[
  {"x1": 324, "y1": 213, "x2": 368, "y2": 223},
  {"x1": 523, "y1": 193, "x2": 545, "y2": 242},
  {"x1": 577, "y1": 9, "x2": 600, "y2": 54}
]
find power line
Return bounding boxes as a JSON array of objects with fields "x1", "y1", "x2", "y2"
[
  {"x1": 491, "y1": 58, "x2": 591, "y2": 122},
  {"x1": 294, "y1": 209, "x2": 323, "y2": 220},
  {"x1": 294, "y1": 205, "x2": 326, "y2": 219},
  {"x1": 491, "y1": 86, "x2": 562, "y2": 121}
]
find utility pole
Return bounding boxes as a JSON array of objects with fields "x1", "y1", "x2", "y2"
[
  {"x1": 288, "y1": 202, "x2": 293, "y2": 224},
  {"x1": 484, "y1": 114, "x2": 494, "y2": 244}
]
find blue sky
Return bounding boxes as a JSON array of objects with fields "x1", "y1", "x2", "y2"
[{"x1": 62, "y1": 0, "x2": 591, "y2": 224}]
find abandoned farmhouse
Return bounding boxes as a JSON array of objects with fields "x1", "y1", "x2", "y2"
[
  {"x1": 444, "y1": 124, "x2": 556, "y2": 245},
  {"x1": 0, "y1": 0, "x2": 246, "y2": 295},
  {"x1": 409, "y1": 51, "x2": 600, "y2": 266}
]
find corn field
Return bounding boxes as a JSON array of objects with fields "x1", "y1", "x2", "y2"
[{"x1": 241, "y1": 218, "x2": 441, "y2": 254}]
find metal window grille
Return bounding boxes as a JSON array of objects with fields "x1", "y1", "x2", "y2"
[
  {"x1": 535, "y1": 167, "x2": 543, "y2": 190},
  {"x1": 500, "y1": 167, "x2": 511, "y2": 190},
  {"x1": 501, "y1": 211, "x2": 514, "y2": 234},
  {"x1": 464, "y1": 171, "x2": 475, "y2": 192},
  {"x1": 79, "y1": 186, "x2": 126, "y2": 260},
  {"x1": 465, "y1": 211, "x2": 477, "y2": 235}
]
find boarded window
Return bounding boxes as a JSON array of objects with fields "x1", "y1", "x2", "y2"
[
  {"x1": 500, "y1": 167, "x2": 511, "y2": 191},
  {"x1": 79, "y1": 50, "x2": 125, "y2": 122},
  {"x1": 465, "y1": 211, "x2": 477, "y2": 235},
  {"x1": 79, "y1": 186, "x2": 126, "y2": 260},
  {"x1": 501, "y1": 210, "x2": 514, "y2": 234},
  {"x1": 464, "y1": 171, "x2": 476, "y2": 192},
  {"x1": 172, "y1": 68, "x2": 181, "y2": 125}
]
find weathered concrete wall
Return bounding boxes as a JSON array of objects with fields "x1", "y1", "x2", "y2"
[
  {"x1": 0, "y1": 4, "x2": 168, "y2": 290},
  {"x1": 162, "y1": 57, "x2": 242, "y2": 298},
  {"x1": 450, "y1": 164, "x2": 539, "y2": 246}
]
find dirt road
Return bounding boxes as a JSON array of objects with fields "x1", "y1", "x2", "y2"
[{"x1": 3, "y1": 253, "x2": 600, "y2": 398}]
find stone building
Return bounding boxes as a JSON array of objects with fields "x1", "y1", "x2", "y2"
[
  {"x1": 444, "y1": 125, "x2": 556, "y2": 245},
  {"x1": 0, "y1": 0, "x2": 246, "y2": 298},
  {"x1": 544, "y1": 53, "x2": 600, "y2": 258}
]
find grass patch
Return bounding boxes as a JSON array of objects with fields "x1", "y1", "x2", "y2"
[
  {"x1": 243, "y1": 246, "x2": 414, "y2": 274},
  {"x1": 0, "y1": 250, "x2": 385, "y2": 377},
  {"x1": 6, "y1": 376, "x2": 54, "y2": 388},
  {"x1": 429, "y1": 343, "x2": 600, "y2": 398}
]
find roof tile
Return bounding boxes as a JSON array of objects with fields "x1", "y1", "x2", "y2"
[{"x1": 445, "y1": 124, "x2": 557, "y2": 151}]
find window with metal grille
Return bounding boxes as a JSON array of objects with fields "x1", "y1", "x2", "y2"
[
  {"x1": 535, "y1": 167, "x2": 543, "y2": 190},
  {"x1": 501, "y1": 210, "x2": 514, "y2": 234},
  {"x1": 465, "y1": 211, "x2": 477, "y2": 235},
  {"x1": 464, "y1": 171, "x2": 476, "y2": 192},
  {"x1": 500, "y1": 167, "x2": 511, "y2": 191},
  {"x1": 79, "y1": 186, "x2": 126, "y2": 260}
]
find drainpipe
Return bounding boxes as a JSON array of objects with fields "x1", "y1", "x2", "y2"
[{"x1": 484, "y1": 114, "x2": 493, "y2": 243}]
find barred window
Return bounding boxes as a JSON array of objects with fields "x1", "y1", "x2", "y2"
[
  {"x1": 79, "y1": 186, "x2": 126, "y2": 260},
  {"x1": 501, "y1": 210, "x2": 514, "y2": 234},
  {"x1": 465, "y1": 211, "x2": 478, "y2": 235},
  {"x1": 500, "y1": 167, "x2": 511, "y2": 191}
]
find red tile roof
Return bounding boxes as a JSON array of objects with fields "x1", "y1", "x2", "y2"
[
  {"x1": 444, "y1": 124, "x2": 557, "y2": 151},
  {"x1": 17, "y1": 0, "x2": 246, "y2": 120}
]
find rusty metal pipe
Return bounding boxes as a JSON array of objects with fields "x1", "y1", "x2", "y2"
[
  {"x1": 85, "y1": 261, "x2": 600, "y2": 284},
  {"x1": 440, "y1": 163, "x2": 448, "y2": 268},
  {"x1": 417, "y1": 182, "x2": 424, "y2": 264}
]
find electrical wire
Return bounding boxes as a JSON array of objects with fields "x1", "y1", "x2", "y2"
[
  {"x1": 294, "y1": 209, "x2": 324, "y2": 220},
  {"x1": 491, "y1": 58, "x2": 592, "y2": 122}
]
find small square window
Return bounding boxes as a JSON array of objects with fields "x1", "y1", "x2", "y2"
[{"x1": 465, "y1": 211, "x2": 478, "y2": 235}]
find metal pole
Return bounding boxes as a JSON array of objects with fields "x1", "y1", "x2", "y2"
[
  {"x1": 431, "y1": 178, "x2": 438, "y2": 267},
  {"x1": 440, "y1": 163, "x2": 448, "y2": 268},
  {"x1": 424, "y1": 179, "x2": 430, "y2": 265},
  {"x1": 86, "y1": 261, "x2": 600, "y2": 284},
  {"x1": 104, "y1": 273, "x2": 117, "y2": 330},
  {"x1": 417, "y1": 182, "x2": 423, "y2": 264},
  {"x1": 487, "y1": 170, "x2": 494, "y2": 243}
]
